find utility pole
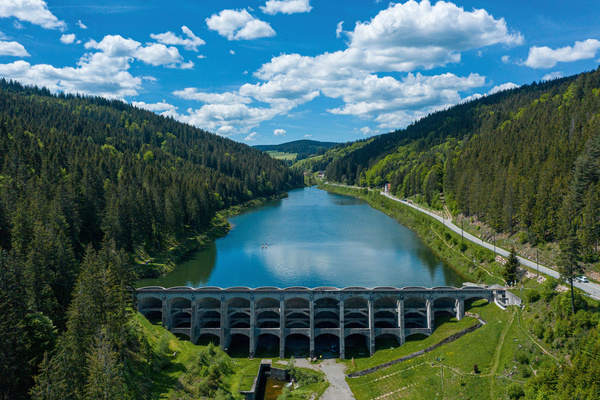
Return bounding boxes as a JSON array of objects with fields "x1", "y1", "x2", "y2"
[{"x1": 461, "y1": 221, "x2": 463, "y2": 241}]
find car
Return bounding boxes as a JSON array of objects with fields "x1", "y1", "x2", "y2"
[{"x1": 576, "y1": 276, "x2": 589, "y2": 283}]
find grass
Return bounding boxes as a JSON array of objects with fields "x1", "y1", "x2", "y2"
[
  {"x1": 346, "y1": 301, "x2": 550, "y2": 400},
  {"x1": 267, "y1": 150, "x2": 298, "y2": 161}
]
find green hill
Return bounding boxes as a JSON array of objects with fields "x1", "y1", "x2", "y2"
[
  {"x1": 319, "y1": 67, "x2": 600, "y2": 252},
  {"x1": 0, "y1": 79, "x2": 302, "y2": 399},
  {"x1": 255, "y1": 139, "x2": 339, "y2": 162}
]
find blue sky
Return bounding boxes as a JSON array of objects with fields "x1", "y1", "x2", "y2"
[{"x1": 0, "y1": 0, "x2": 599, "y2": 145}]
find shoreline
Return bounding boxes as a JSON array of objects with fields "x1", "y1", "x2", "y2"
[
  {"x1": 318, "y1": 183, "x2": 494, "y2": 285},
  {"x1": 134, "y1": 191, "x2": 290, "y2": 281}
]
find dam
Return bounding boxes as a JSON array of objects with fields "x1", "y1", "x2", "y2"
[{"x1": 136, "y1": 285, "x2": 520, "y2": 359}]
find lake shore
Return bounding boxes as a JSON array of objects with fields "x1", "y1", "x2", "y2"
[{"x1": 135, "y1": 192, "x2": 289, "y2": 281}]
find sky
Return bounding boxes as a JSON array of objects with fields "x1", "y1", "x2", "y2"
[{"x1": 0, "y1": 0, "x2": 599, "y2": 145}]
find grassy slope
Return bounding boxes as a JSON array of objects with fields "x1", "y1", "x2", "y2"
[{"x1": 319, "y1": 184, "x2": 565, "y2": 400}]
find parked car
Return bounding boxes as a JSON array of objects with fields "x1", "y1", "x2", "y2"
[{"x1": 576, "y1": 276, "x2": 589, "y2": 283}]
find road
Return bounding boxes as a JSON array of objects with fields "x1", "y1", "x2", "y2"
[
  {"x1": 379, "y1": 191, "x2": 600, "y2": 300},
  {"x1": 322, "y1": 183, "x2": 600, "y2": 300}
]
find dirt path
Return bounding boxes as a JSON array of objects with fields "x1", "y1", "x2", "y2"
[{"x1": 280, "y1": 358, "x2": 355, "y2": 400}]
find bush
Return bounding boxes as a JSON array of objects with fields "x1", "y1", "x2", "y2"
[
  {"x1": 515, "y1": 350, "x2": 530, "y2": 365},
  {"x1": 506, "y1": 382, "x2": 525, "y2": 399},
  {"x1": 459, "y1": 242, "x2": 468, "y2": 252},
  {"x1": 525, "y1": 290, "x2": 541, "y2": 304}
]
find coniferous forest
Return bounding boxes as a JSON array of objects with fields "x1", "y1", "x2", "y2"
[
  {"x1": 320, "y1": 67, "x2": 600, "y2": 258},
  {"x1": 0, "y1": 79, "x2": 303, "y2": 399}
]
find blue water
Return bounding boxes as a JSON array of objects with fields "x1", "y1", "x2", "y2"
[{"x1": 137, "y1": 187, "x2": 464, "y2": 288}]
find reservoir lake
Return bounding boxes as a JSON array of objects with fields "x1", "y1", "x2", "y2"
[{"x1": 137, "y1": 187, "x2": 465, "y2": 289}]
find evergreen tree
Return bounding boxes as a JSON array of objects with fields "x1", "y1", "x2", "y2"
[
  {"x1": 503, "y1": 248, "x2": 520, "y2": 285},
  {"x1": 557, "y1": 234, "x2": 583, "y2": 314}
]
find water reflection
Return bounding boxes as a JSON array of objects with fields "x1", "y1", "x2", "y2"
[{"x1": 138, "y1": 187, "x2": 464, "y2": 288}]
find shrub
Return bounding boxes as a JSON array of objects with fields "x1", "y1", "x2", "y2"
[
  {"x1": 459, "y1": 242, "x2": 468, "y2": 252},
  {"x1": 525, "y1": 290, "x2": 541, "y2": 304},
  {"x1": 506, "y1": 382, "x2": 525, "y2": 399}
]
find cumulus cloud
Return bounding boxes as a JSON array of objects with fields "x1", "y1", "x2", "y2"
[
  {"x1": 172, "y1": 103, "x2": 281, "y2": 135},
  {"x1": 522, "y1": 39, "x2": 600, "y2": 68},
  {"x1": 488, "y1": 82, "x2": 519, "y2": 95},
  {"x1": 0, "y1": 40, "x2": 29, "y2": 56},
  {"x1": 0, "y1": 34, "x2": 193, "y2": 99},
  {"x1": 0, "y1": 56, "x2": 142, "y2": 98},
  {"x1": 60, "y1": 34, "x2": 76, "y2": 44},
  {"x1": 274, "y1": 128, "x2": 286, "y2": 136},
  {"x1": 260, "y1": 0, "x2": 312, "y2": 15},
  {"x1": 132, "y1": 100, "x2": 178, "y2": 117},
  {"x1": 161, "y1": 1, "x2": 520, "y2": 135},
  {"x1": 77, "y1": 20, "x2": 87, "y2": 29},
  {"x1": 150, "y1": 26, "x2": 205, "y2": 51},
  {"x1": 244, "y1": 132, "x2": 260, "y2": 141},
  {"x1": 85, "y1": 35, "x2": 190, "y2": 68},
  {"x1": 173, "y1": 88, "x2": 252, "y2": 104},
  {"x1": 0, "y1": 0, "x2": 66, "y2": 30},
  {"x1": 542, "y1": 71, "x2": 564, "y2": 81},
  {"x1": 132, "y1": 100, "x2": 177, "y2": 112},
  {"x1": 206, "y1": 9, "x2": 276, "y2": 41},
  {"x1": 359, "y1": 126, "x2": 375, "y2": 136}
]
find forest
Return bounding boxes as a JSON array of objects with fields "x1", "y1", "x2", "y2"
[
  {"x1": 0, "y1": 79, "x2": 303, "y2": 399},
  {"x1": 319, "y1": 67, "x2": 600, "y2": 259},
  {"x1": 255, "y1": 139, "x2": 339, "y2": 161}
]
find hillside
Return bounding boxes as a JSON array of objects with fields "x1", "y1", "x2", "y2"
[
  {"x1": 255, "y1": 139, "x2": 340, "y2": 162},
  {"x1": 317, "y1": 67, "x2": 600, "y2": 255},
  {"x1": 0, "y1": 79, "x2": 303, "y2": 399}
]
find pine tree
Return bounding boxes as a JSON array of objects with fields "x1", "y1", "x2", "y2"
[
  {"x1": 558, "y1": 234, "x2": 583, "y2": 314},
  {"x1": 503, "y1": 248, "x2": 520, "y2": 285}
]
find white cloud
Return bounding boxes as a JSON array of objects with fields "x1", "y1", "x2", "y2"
[
  {"x1": 336, "y1": 21, "x2": 344, "y2": 39},
  {"x1": 304, "y1": 134, "x2": 311, "y2": 138},
  {"x1": 206, "y1": 9, "x2": 275, "y2": 41},
  {"x1": 150, "y1": 26, "x2": 205, "y2": 51},
  {"x1": 176, "y1": 103, "x2": 282, "y2": 135},
  {"x1": 0, "y1": 40, "x2": 29, "y2": 56},
  {"x1": 158, "y1": 1, "x2": 521, "y2": 135},
  {"x1": 274, "y1": 128, "x2": 286, "y2": 136},
  {"x1": 0, "y1": 0, "x2": 66, "y2": 30},
  {"x1": 60, "y1": 33, "x2": 76, "y2": 44},
  {"x1": 501, "y1": 55, "x2": 510, "y2": 64},
  {"x1": 0, "y1": 56, "x2": 141, "y2": 98},
  {"x1": 132, "y1": 100, "x2": 177, "y2": 113},
  {"x1": 173, "y1": 88, "x2": 252, "y2": 104},
  {"x1": 359, "y1": 126, "x2": 375, "y2": 136},
  {"x1": 77, "y1": 20, "x2": 87, "y2": 29},
  {"x1": 245, "y1": 132, "x2": 260, "y2": 141},
  {"x1": 260, "y1": 0, "x2": 312, "y2": 15},
  {"x1": 522, "y1": 39, "x2": 600, "y2": 69},
  {"x1": 230, "y1": 49, "x2": 235, "y2": 55},
  {"x1": 0, "y1": 31, "x2": 8, "y2": 40},
  {"x1": 488, "y1": 82, "x2": 519, "y2": 95},
  {"x1": 542, "y1": 71, "x2": 564, "y2": 81},
  {"x1": 0, "y1": 33, "x2": 193, "y2": 99},
  {"x1": 85, "y1": 35, "x2": 190, "y2": 68}
]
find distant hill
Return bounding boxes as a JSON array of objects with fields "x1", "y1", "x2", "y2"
[{"x1": 255, "y1": 139, "x2": 339, "y2": 161}]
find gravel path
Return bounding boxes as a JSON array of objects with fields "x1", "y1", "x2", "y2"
[{"x1": 279, "y1": 358, "x2": 355, "y2": 400}]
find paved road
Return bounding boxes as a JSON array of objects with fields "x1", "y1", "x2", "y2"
[{"x1": 378, "y1": 191, "x2": 600, "y2": 301}]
